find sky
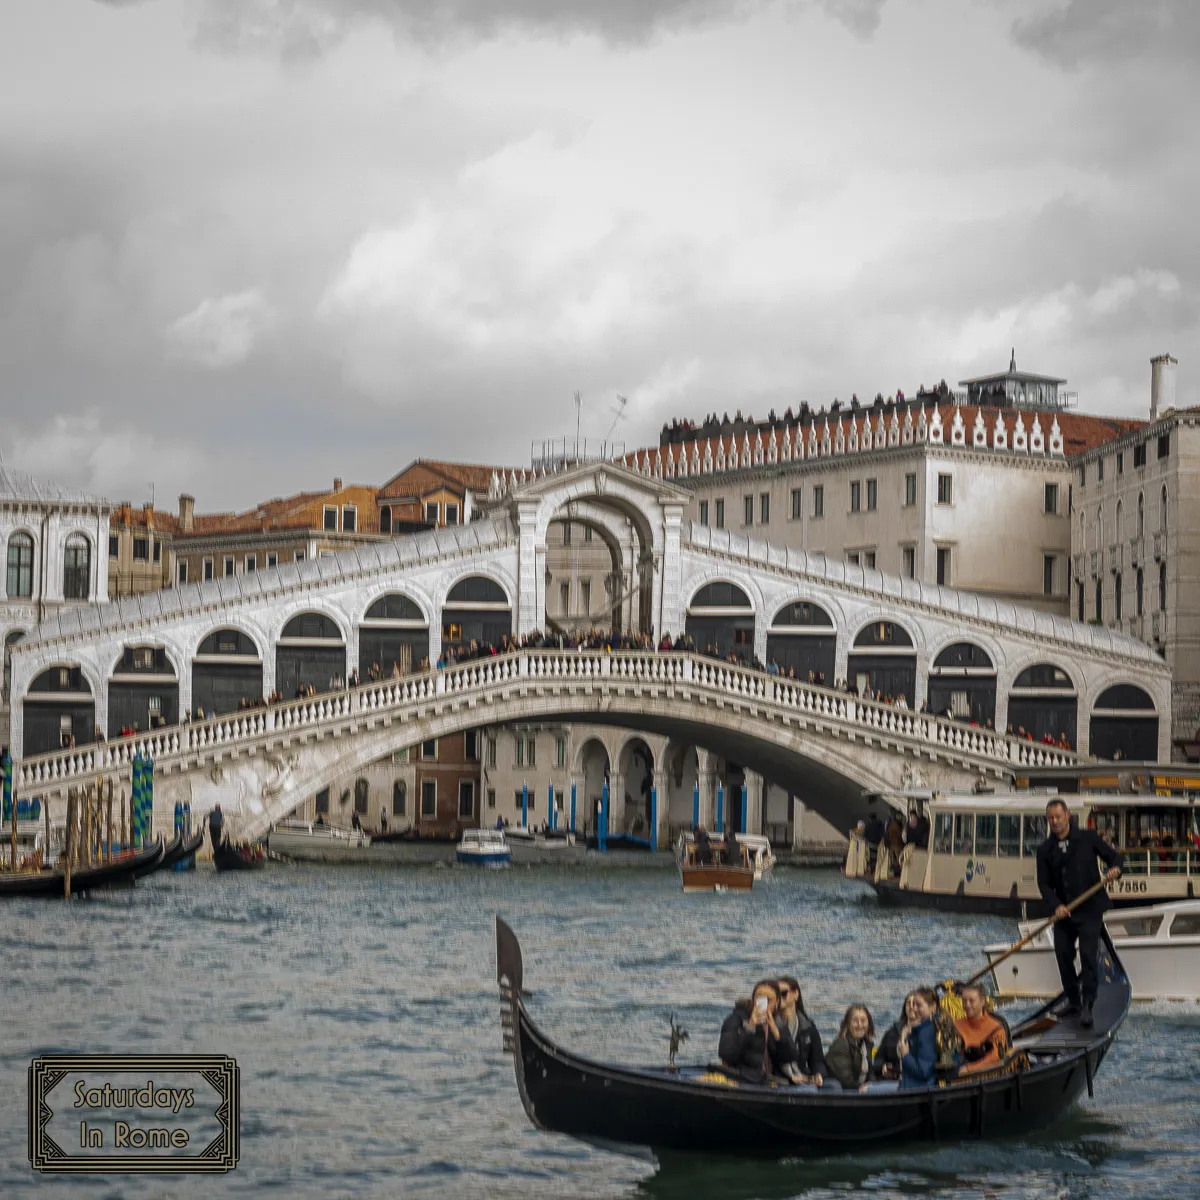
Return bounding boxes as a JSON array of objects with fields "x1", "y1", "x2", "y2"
[{"x1": 1, "y1": 0, "x2": 1197, "y2": 510}]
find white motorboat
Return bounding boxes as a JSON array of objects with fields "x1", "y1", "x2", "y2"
[
  {"x1": 268, "y1": 820, "x2": 372, "y2": 862},
  {"x1": 984, "y1": 899, "x2": 1200, "y2": 1002},
  {"x1": 504, "y1": 826, "x2": 586, "y2": 863},
  {"x1": 456, "y1": 828, "x2": 512, "y2": 867}
]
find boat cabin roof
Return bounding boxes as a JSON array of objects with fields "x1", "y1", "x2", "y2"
[
  {"x1": 462, "y1": 828, "x2": 508, "y2": 845},
  {"x1": 927, "y1": 792, "x2": 1083, "y2": 815}
]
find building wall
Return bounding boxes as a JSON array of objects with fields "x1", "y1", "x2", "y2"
[
  {"x1": 415, "y1": 729, "x2": 483, "y2": 834},
  {"x1": 108, "y1": 507, "x2": 175, "y2": 597},
  {"x1": 289, "y1": 751, "x2": 416, "y2": 830}
]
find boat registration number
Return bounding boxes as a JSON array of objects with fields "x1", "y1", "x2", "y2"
[{"x1": 1108, "y1": 878, "x2": 1148, "y2": 895}]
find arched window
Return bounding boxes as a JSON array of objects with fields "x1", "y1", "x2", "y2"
[
  {"x1": 6, "y1": 533, "x2": 33, "y2": 598},
  {"x1": 1136, "y1": 568, "x2": 1144, "y2": 617},
  {"x1": 63, "y1": 534, "x2": 90, "y2": 600},
  {"x1": 690, "y1": 581, "x2": 752, "y2": 609},
  {"x1": 1115, "y1": 500, "x2": 1122, "y2": 543},
  {"x1": 1013, "y1": 664, "x2": 1074, "y2": 690},
  {"x1": 446, "y1": 576, "x2": 508, "y2": 605},
  {"x1": 1095, "y1": 508, "x2": 1103, "y2": 553},
  {"x1": 281, "y1": 612, "x2": 344, "y2": 640},
  {"x1": 392, "y1": 780, "x2": 407, "y2": 817},
  {"x1": 197, "y1": 628, "x2": 260, "y2": 658},
  {"x1": 365, "y1": 594, "x2": 425, "y2": 622},
  {"x1": 1160, "y1": 562, "x2": 1167, "y2": 611},
  {"x1": 771, "y1": 600, "x2": 832, "y2": 627},
  {"x1": 1161, "y1": 485, "x2": 1168, "y2": 530},
  {"x1": 853, "y1": 621, "x2": 914, "y2": 648},
  {"x1": 1137, "y1": 492, "x2": 1144, "y2": 539}
]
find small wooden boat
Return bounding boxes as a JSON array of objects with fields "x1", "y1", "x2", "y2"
[
  {"x1": 0, "y1": 838, "x2": 165, "y2": 898},
  {"x1": 457, "y1": 828, "x2": 512, "y2": 866},
  {"x1": 212, "y1": 841, "x2": 267, "y2": 872},
  {"x1": 676, "y1": 833, "x2": 755, "y2": 893},
  {"x1": 984, "y1": 899, "x2": 1200, "y2": 1002},
  {"x1": 495, "y1": 917, "x2": 1131, "y2": 1156}
]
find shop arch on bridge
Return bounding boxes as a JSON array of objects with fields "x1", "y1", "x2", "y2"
[
  {"x1": 928, "y1": 641, "x2": 996, "y2": 725},
  {"x1": 23, "y1": 663, "x2": 94, "y2": 755},
  {"x1": 1090, "y1": 683, "x2": 1158, "y2": 762},
  {"x1": 359, "y1": 592, "x2": 429, "y2": 676},
  {"x1": 276, "y1": 612, "x2": 347, "y2": 697},
  {"x1": 109, "y1": 644, "x2": 178, "y2": 736},
  {"x1": 765, "y1": 599, "x2": 836, "y2": 683},
  {"x1": 685, "y1": 581, "x2": 755, "y2": 663},
  {"x1": 441, "y1": 575, "x2": 512, "y2": 655},
  {"x1": 1007, "y1": 662, "x2": 1077, "y2": 747},
  {"x1": 848, "y1": 620, "x2": 917, "y2": 706},
  {"x1": 193, "y1": 627, "x2": 263, "y2": 716}
]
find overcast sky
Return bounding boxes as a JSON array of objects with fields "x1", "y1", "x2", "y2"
[{"x1": 1, "y1": 0, "x2": 1197, "y2": 509}]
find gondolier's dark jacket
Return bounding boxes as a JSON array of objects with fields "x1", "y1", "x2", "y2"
[
  {"x1": 718, "y1": 1003, "x2": 798, "y2": 1081},
  {"x1": 1036, "y1": 819, "x2": 1123, "y2": 919}
]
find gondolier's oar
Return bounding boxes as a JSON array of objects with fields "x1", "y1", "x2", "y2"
[{"x1": 963, "y1": 879, "x2": 1108, "y2": 989}]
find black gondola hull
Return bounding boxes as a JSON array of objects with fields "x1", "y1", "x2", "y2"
[
  {"x1": 496, "y1": 918, "x2": 1130, "y2": 1157},
  {"x1": 212, "y1": 843, "x2": 266, "y2": 871},
  {"x1": 0, "y1": 839, "x2": 165, "y2": 898}
]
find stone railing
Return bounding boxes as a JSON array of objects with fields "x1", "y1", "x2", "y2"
[{"x1": 14, "y1": 651, "x2": 1077, "y2": 796}]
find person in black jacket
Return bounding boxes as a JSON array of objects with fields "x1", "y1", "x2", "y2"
[
  {"x1": 1036, "y1": 799, "x2": 1123, "y2": 1028},
  {"x1": 718, "y1": 980, "x2": 797, "y2": 1082},
  {"x1": 873, "y1": 991, "x2": 919, "y2": 1080},
  {"x1": 777, "y1": 975, "x2": 825, "y2": 1085}
]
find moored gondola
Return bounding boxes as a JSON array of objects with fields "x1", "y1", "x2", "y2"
[
  {"x1": 0, "y1": 838, "x2": 166, "y2": 899},
  {"x1": 212, "y1": 841, "x2": 267, "y2": 872},
  {"x1": 131, "y1": 831, "x2": 182, "y2": 879},
  {"x1": 495, "y1": 917, "x2": 1130, "y2": 1157}
]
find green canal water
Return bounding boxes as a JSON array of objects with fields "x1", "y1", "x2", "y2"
[{"x1": 1, "y1": 863, "x2": 1197, "y2": 1198}]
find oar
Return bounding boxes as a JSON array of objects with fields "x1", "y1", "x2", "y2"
[{"x1": 963, "y1": 878, "x2": 1108, "y2": 989}]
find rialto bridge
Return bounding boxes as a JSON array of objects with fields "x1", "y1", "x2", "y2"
[{"x1": 8, "y1": 462, "x2": 1171, "y2": 840}]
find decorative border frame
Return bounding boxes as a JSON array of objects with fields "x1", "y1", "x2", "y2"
[{"x1": 28, "y1": 1054, "x2": 239, "y2": 1174}]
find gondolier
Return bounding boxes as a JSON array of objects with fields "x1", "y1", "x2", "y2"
[
  {"x1": 208, "y1": 803, "x2": 225, "y2": 851},
  {"x1": 1036, "y1": 798, "x2": 1122, "y2": 1028}
]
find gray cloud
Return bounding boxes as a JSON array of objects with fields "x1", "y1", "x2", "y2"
[{"x1": 1012, "y1": 0, "x2": 1200, "y2": 69}]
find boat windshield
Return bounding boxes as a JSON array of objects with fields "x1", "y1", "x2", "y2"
[
  {"x1": 1169, "y1": 913, "x2": 1200, "y2": 938},
  {"x1": 1107, "y1": 915, "x2": 1163, "y2": 938}
]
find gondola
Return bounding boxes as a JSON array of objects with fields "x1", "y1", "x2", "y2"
[
  {"x1": 212, "y1": 841, "x2": 267, "y2": 872},
  {"x1": 0, "y1": 839, "x2": 166, "y2": 899},
  {"x1": 172, "y1": 828, "x2": 205, "y2": 871},
  {"x1": 131, "y1": 831, "x2": 183, "y2": 879},
  {"x1": 495, "y1": 917, "x2": 1131, "y2": 1157}
]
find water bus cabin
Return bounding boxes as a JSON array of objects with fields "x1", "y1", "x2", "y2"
[{"x1": 846, "y1": 787, "x2": 1199, "y2": 917}]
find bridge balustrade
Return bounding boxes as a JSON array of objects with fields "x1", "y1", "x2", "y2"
[{"x1": 14, "y1": 649, "x2": 1078, "y2": 795}]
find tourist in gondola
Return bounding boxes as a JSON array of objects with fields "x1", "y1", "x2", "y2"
[
  {"x1": 825, "y1": 1005, "x2": 875, "y2": 1091},
  {"x1": 777, "y1": 975, "x2": 824, "y2": 1085},
  {"x1": 898, "y1": 989, "x2": 938, "y2": 1089},
  {"x1": 718, "y1": 980, "x2": 798, "y2": 1082},
  {"x1": 1036, "y1": 798, "x2": 1123, "y2": 1028},
  {"x1": 873, "y1": 990, "x2": 917, "y2": 1079},
  {"x1": 954, "y1": 983, "x2": 1010, "y2": 1074}
]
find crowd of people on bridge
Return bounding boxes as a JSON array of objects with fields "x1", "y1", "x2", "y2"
[{"x1": 717, "y1": 972, "x2": 1011, "y2": 1091}]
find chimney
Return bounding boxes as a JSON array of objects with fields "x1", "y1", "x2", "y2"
[
  {"x1": 1150, "y1": 353, "x2": 1177, "y2": 421},
  {"x1": 179, "y1": 493, "x2": 195, "y2": 533},
  {"x1": 333, "y1": 478, "x2": 343, "y2": 492}
]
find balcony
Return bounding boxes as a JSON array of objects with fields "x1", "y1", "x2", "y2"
[
  {"x1": 1154, "y1": 530, "x2": 1167, "y2": 562},
  {"x1": 1129, "y1": 535, "x2": 1143, "y2": 567},
  {"x1": 1108, "y1": 542, "x2": 1122, "y2": 574}
]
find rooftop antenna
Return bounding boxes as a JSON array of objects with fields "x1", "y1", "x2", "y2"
[
  {"x1": 574, "y1": 390, "x2": 583, "y2": 449},
  {"x1": 606, "y1": 394, "x2": 629, "y2": 440}
]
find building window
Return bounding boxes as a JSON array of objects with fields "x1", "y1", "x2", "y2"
[
  {"x1": 516, "y1": 738, "x2": 524, "y2": 767},
  {"x1": 1097, "y1": 458, "x2": 1104, "y2": 482},
  {"x1": 1095, "y1": 578, "x2": 1103, "y2": 622},
  {"x1": 487, "y1": 737, "x2": 497, "y2": 767},
  {"x1": 424, "y1": 501, "x2": 440, "y2": 524},
  {"x1": 847, "y1": 551, "x2": 860, "y2": 566},
  {"x1": 936, "y1": 473, "x2": 953, "y2": 505},
  {"x1": 1133, "y1": 442, "x2": 1147, "y2": 468},
  {"x1": 323, "y1": 505, "x2": 337, "y2": 531},
  {"x1": 1077, "y1": 583, "x2": 1084, "y2": 621},
  {"x1": 902, "y1": 546, "x2": 915, "y2": 578},
  {"x1": 1079, "y1": 465, "x2": 1085, "y2": 487},
  {"x1": 177, "y1": 561, "x2": 188, "y2": 585},
  {"x1": 559, "y1": 582, "x2": 569, "y2": 613},
  {"x1": 744, "y1": 495, "x2": 754, "y2": 526},
  {"x1": 864, "y1": 550, "x2": 876, "y2": 569},
  {"x1": 420, "y1": 780, "x2": 437, "y2": 818},
  {"x1": 315, "y1": 787, "x2": 330, "y2": 815},
  {"x1": 267, "y1": 552, "x2": 278, "y2": 568},
  {"x1": 1136, "y1": 567, "x2": 1144, "y2": 617},
  {"x1": 1117, "y1": 451, "x2": 1124, "y2": 475},
  {"x1": 555, "y1": 736, "x2": 566, "y2": 767},
  {"x1": 584, "y1": 525, "x2": 593, "y2": 542},
  {"x1": 421, "y1": 738, "x2": 437, "y2": 761},
  {"x1": 392, "y1": 781, "x2": 406, "y2": 816},
  {"x1": 1043, "y1": 554, "x2": 1055, "y2": 596},
  {"x1": 245, "y1": 555, "x2": 257, "y2": 572},
  {"x1": 790, "y1": 488, "x2": 802, "y2": 520},
  {"x1": 108, "y1": 534, "x2": 119, "y2": 558},
  {"x1": 580, "y1": 581, "x2": 590, "y2": 613},
  {"x1": 936, "y1": 546, "x2": 951, "y2": 587},
  {"x1": 699, "y1": 500, "x2": 709, "y2": 526},
  {"x1": 203, "y1": 558, "x2": 214, "y2": 581},
  {"x1": 153, "y1": 540, "x2": 161, "y2": 563},
  {"x1": 1158, "y1": 432, "x2": 1170, "y2": 459},
  {"x1": 1160, "y1": 562, "x2": 1167, "y2": 611},
  {"x1": 563, "y1": 521, "x2": 572, "y2": 545},
  {"x1": 465, "y1": 730, "x2": 478, "y2": 760},
  {"x1": 865, "y1": 479, "x2": 877, "y2": 512},
  {"x1": 342, "y1": 506, "x2": 357, "y2": 533},
  {"x1": 223, "y1": 556, "x2": 235, "y2": 577},
  {"x1": 458, "y1": 780, "x2": 475, "y2": 819},
  {"x1": 445, "y1": 503, "x2": 459, "y2": 526},
  {"x1": 133, "y1": 536, "x2": 149, "y2": 561},
  {"x1": 526, "y1": 737, "x2": 536, "y2": 766},
  {"x1": 1044, "y1": 483, "x2": 1059, "y2": 515},
  {"x1": 1114, "y1": 573, "x2": 1122, "y2": 621},
  {"x1": 849, "y1": 481, "x2": 861, "y2": 513},
  {"x1": 379, "y1": 507, "x2": 392, "y2": 534},
  {"x1": 6, "y1": 532, "x2": 34, "y2": 598},
  {"x1": 904, "y1": 473, "x2": 916, "y2": 507},
  {"x1": 63, "y1": 535, "x2": 90, "y2": 600},
  {"x1": 812, "y1": 485, "x2": 824, "y2": 518},
  {"x1": 487, "y1": 787, "x2": 496, "y2": 810},
  {"x1": 760, "y1": 493, "x2": 770, "y2": 524},
  {"x1": 715, "y1": 499, "x2": 725, "y2": 528},
  {"x1": 294, "y1": 550, "x2": 305, "y2": 562}
]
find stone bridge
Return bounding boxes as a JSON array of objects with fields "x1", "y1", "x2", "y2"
[{"x1": 8, "y1": 460, "x2": 1171, "y2": 837}]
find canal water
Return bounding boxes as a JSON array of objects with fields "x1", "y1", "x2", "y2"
[{"x1": 1, "y1": 864, "x2": 1197, "y2": 1199}]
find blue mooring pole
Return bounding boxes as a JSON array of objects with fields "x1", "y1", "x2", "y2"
[
  {"x1": 716, "y1": 783, "x2": 724, "y2": 833},
  {"x1": 650, "y1": 784, "x2": 658, "y2": 853},
  {"x1": 570, "y1": 782, "x2": 576, "y2": 833},
  {"x1": 548, "y1": 783, "x2": 555, "y2": 831},
  {"x1": 692, "y1": 782, "x2": 699, "y2": 828},
  {"x1": 600, "y1": 781, "x2": 609, "y2": 851},
  {"x1": 741, "y1": 784, "x2": 748, "y2": 834},
  {"x1": 521, "y1": 782, "x2": 528, "y2": 829}
]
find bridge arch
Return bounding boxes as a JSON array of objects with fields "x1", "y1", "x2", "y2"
[
  {"x1": 616, "y1": 734, "x2": 656, "y2": 839},
  {"x1": 192, "y1": 626, "x2": 264, "y2": 716},
  {"x1": 276, "y1": 611, "x2": 347, "y2": 698},
  {"x1": 927, "y1": 639, "x2": 998, "y2": 726},
  {"x1": 766, "y1": 597, "x2": 838, "y2": 683},
  {"x1": 439, "y1": 572, "x2": 513, "y2": 655},
  {"x1": 24, "y1": 662, "x2": 97, "y2": 756},
  {"x1": 685, "y1": 578, "x2": 757, "y2": 663},
  {"x1": 848, "y1": 618, "x2": 918, "y2": 706},
  {"x1": 573, "y1": 735, "x2": 612, "y2": 836},
  {"x1": 109, "y1": 644, "x2": 179, "y2": 736},
  {"x1": 546, "y1": 502, "x2": 636, "y2": 634},
  {"x1": 1089, "y1": 681, "x2": 1159, "y2": 762},
  {"x1": 358, "y1": 590, "x2": 430, "y2": 676},
  {"x1": 1005, "y1": 659, "x2": 1079, "y2": 748}
]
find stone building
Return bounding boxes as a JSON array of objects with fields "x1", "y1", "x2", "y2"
[
  {"x1": 108, "y1": 503, "x2": 176, "y2": 597},
  {"x1": 0, "y1": 467, "x2": 110, "y2": 746},
  {"x1": 375, "y1": 460, "x2": 504, "y2": 532},
  {"x1": 1071, "y1": 355, "x2": 1200, "y2": 758}
]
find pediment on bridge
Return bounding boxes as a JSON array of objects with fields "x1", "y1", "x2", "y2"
[{"x1": 506, "y1": 459, "x2": 690, "y2": 507}]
